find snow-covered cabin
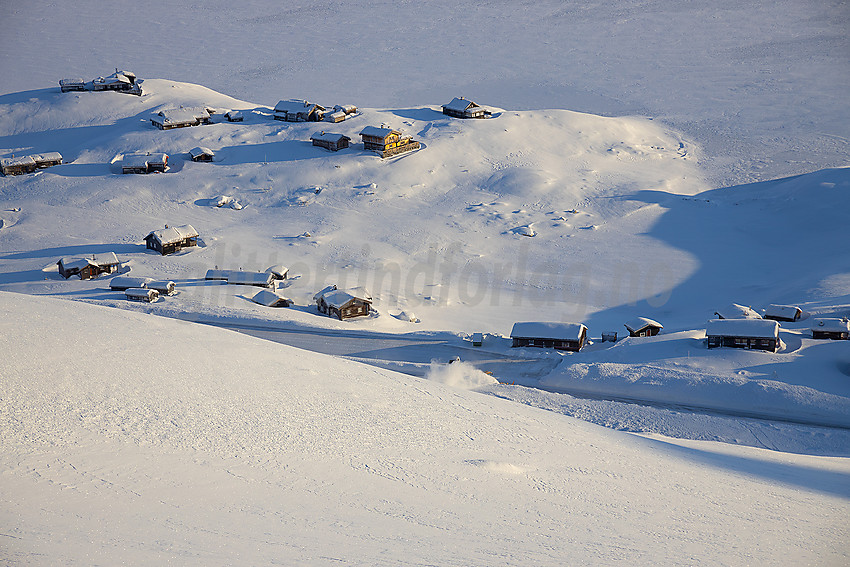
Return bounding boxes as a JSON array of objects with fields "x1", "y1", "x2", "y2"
[
  {"x1": 59, "y1": 78, "x2": 86, "y2": 92},
  {"x1": 334, "y1": 104, "x2": 357, "y2": 115},
  {"x1": 151, "y1": 107, "x2": 211, "y2": 130},
  {"x1": 764, "y1": 304, "x2": 803, "y2": 322},
  {"x1": 226, "y1": 271, "x2": 275, "y2": 288},
  {"x1": 811, "y1": 318, "x2": 850, "y2": 340},
  {"x1": 109, "y1": 276, "x2": 154, "y2": 291},
  {"x1": 705, "y1": 319, "x2": 780, "y2": 352},
  {"x1": 359, "y1": 126, "x2": 420, "y2": 158},
  {"x1": 265, "y1": 265, "x2": 289, "y2": 280},
  {"x1": 122, "y1": 153, "x2": 168, "y2": 174},
  {"x1": 148, "y1": 280, "x2": 176, "y2": 295},
  {"x1": 321, "y1": 290, "x2": 372, "y2": 320},
  {"x1": 311, "y1": 131, "x2": 351, "y2": 151},
  {"x1": 442, "y1": 97, "x2": 490, "y2": 119},
  {"x1": 91, "y1": 70, "x2": 140, "y2": 95},
  {"x1": 510, "y1": 322, "x2": 588, "y2": 352},
  {"x1": 144, "y1": 224, "x2": 199, "y2": 255},
  {"x1": 624, "y1": 317, "x2": 663, "y2": 337},
  {"x1": 125, "y1": 287, "x2": 159, "y2": 303},
  {"x1": 225, "y1": 110, "x2": 243, "y2": 122},
  {"x1": 204, "y1": 269, "x2": 233, "y2": 281},
  {"x1": 189, "y1": 146, "x2": 215, "y2": 162},
  {"x1": 57, "y1": 253, "x2": 121, "y2": 280},
  {"x1": 251, "y1": 289, "x2": 291, "y2": 308},
  {"x1": 1, "y1": 156, "x2": 37, "y2": 176},
  {"x1": 472, "y1": 332, "x2": 484, "y2": 346},
  {"x1": 714, "y1": 303, "x2": 761, "y2": 320},
  {"x1": 273, "y1": 100, "x2": 326, "y2": 122},
  {"x1": 32, "y1": 152, "x2": 63, "y2": 168}
]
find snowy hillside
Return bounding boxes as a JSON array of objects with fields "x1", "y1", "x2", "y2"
[{"x1": 2, "y1": 292, "x2": 848, "y2": 566}]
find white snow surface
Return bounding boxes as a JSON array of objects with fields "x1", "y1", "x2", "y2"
[{"x1": 2, "y1": 291, "x2": 848, "y2": 565}]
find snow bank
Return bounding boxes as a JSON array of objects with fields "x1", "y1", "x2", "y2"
[{"x1": 425, "y1": 359, "x2": 498, "y2": 389}]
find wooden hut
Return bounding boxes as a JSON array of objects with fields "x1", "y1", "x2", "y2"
[
  {"x1": 811, "y1": 318, "x2": 850, "y2": 340},
  {"x1": 510, "y1": 322, "x2": 588, "y2": 352},
  {"x1": 705, "y1": 319, "x2": 780, "y2": 352},
  {"x1": 32, "y1": 152, "x2": 63, "y2": 168},
  {"x1": 321, "y1": 290, "x2": 372, "y2": 320},
  {"x1": 125, "y1": 288, "x2": 159, "y2": 303},
  {"x1": 265, "y1": 265, "x2": 289, "y2": 280},
  {"x1": 151, "y1": 107, "x2": 211, "y2": 130},
  {"x1": 442, "y1": 97, "x2": 490, "y2": 119},
  {"x1": 148, "y1": 280, "x2": 176, "y2": 295},
  {"x1": 311, "y1": 131, "x2": 351, "y2": 151},
  {"x1": 225, "y1": 110, "x2": 243, "y2": 122},
  {"x1": 1, "y1": 156, "x2": 37, "y2": 176},
  {"x1": 252, "y1": 289, "x2": 292, "y2": 308},
  {"x1": 91, "y1": 70, "x2": 140, "y2": 94},
  {"x1": 226, "y1": 271, "x2": 275, "y2": 288},
  {"x1": 205, "y1": 269, "x2": 233, "y2": 281},
  {"x1": 122, "y1": 153, "x2": 168, "y2": 174},
  {"x1": 764, "y1": 304, "x2": 802, "y2": 322},
  {"x1": 109, "y1": 276, "x2": 154, "y2": 291},
  {"x1": 359, "y1": 126, "x2": 420, "y2": 158},
  {"x1": 273, "y1": 100, "x2": 326, "y2": 122},
  {"x1": 624, "y1": 317, "x2": 663, "y2": 337},
  {"x1": 59, "y1": 78, "x2": 86, "y2": 92},
  {"x1": 189, "y1": 146, "x2": 215, "y2": 162},
  {"x1": 144, "y1": 225, "x2": 199, "y2": 255},
  {"x1": 57, "y1": 252, "x2": 121, "y2": 280},
  {"x1": 472, "y1": 333, "x2": 484, "y2": 347}
]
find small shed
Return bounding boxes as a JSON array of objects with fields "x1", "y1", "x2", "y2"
[
  {"x1": 265, "y1": 265, "x2": 289, "y2": 280},
  {"x1": 325, "y1": 111, "x2": 347, "y2": 123},
  {"x1": 59, "y1": 78, "x2": 86, "y2": 92},
  {"x1": 359, "y1": 126, "x2": 420, "y2": 158},
  {"x1": 811, "y1": 318, "x2": 850, "y2": 340},
  {"x1": 510, "y1": 322, "x2": 588, "y2": 352},
  {"x1": 705, "y1": 319, "x2": 780, "y2": 352},
  {"x1": 227, "y1": 271, "x2": 275, "y2": 288},
  {"x1": 442, "y1": 97, "x2": 490, "y2": 119},
  {"x1": 252, "y1": 289, "x2": 291, "y2": 308},
  {"x1": 472, "y1": 332, "x2": 484, "y2": 347},
  {"x1": 110, "y1": 276, "x2": 154, "y2": 291},
  {"x1": 148, "y1": 280, "x2": 176, "y2": 295},
  {"x1": 144, "y1": 224, "x2": 199, "y2": 255},
  {"x1": 624, "y1": 317, "x2": 663, "y2": 337},
  {"x1": 57, "y1": 252, "x2": 121, "y2": 280},
  {"x1": 189, "y1": 146, "x2": 215, "y2": 162},
  {"x1": 32, "y1": 152, "x2": 63, "y2": 168},
  {"x1": 122, "y1": 152, "x2": 168, "y2": 174},
  {"x1": 1, "y1": 156, "x2": 37, "y2": 176},
  {"x1": 321, "y1": 290, "x2": 372, "y2": 320},
  {"x1": 764, "y1": 304, "x2": 803, "y2": 322},
  {"x1": 274, "y1": 99, "x2": 326, "y2": 122},
  {"x1": 714, "y1": 303, "x2": 761, "y2": 320},
  {"x1": 125, "y1": 287, "x2": 159, "y2": 303},
  {"x1": 334, "y1": 104, "x2": 357, "y2": 115},
  {"x1": 311, "y1": 131, "x2": 351, "y2": 151},
  {"x1": 225, "y1": 110, "x2": 243, "y2": 122}
]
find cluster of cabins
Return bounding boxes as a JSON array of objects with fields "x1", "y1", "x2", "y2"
[
  {"x1": 506, "y1": 302, "x2": 849, "y2": 354},
  {"x1": 60, "y1": 70, "x2": 141, "y2": 96},
  {"x1": 274, "y1": 100, "x2": 357, "y2": 123},
  {"x1": 1, "y1": 152, "x2": 63, "y2": 176},
  {"x1": 150, "y1": 106, "x2": 243, "y2": 130}
]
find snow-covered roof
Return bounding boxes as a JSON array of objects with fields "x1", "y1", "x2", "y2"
[
  {"x1": 251, "y1": 289, "x2": 290, "y2": 307},
  {"x1": 95, "y1": 73, "x2": 130, "y2": 85},
  {"x1": 360, "y1": 126, "x2": 398, "y2": 138},
  {"x1": 274, "y1": 99, "x2": 324, "y2": 114},
  {"x1": 765, "y1": 304, "x2": 802, "y2": 319},
  {"x1": 624, "y1": 317, "x2": 663, "y2": 333},
  {"x1": 811, "y1": 318, "x2": 850, "y2": 333},
  {"x1": 311, "y1": 131, "x2": 350, "y2": 143},
  {"x1": 225, "y1": 110, "x2": 242, "y2": 118},
  {"x1": 148, "y1": 280, "x2": 176, "y2": 293},
  {"x1": 1, "y1": 156, "x2": 36, "y2": 168},
  {"x1": 705, "y1": 319, "x2": 779, "y2": 338},
  {"x1": 110, "y1": 276, "x2": 153, "y2": 290},
  {"x1": 125, "y1": 287, "x2": 158, "y2": 300},
  {"x1": 59, "y1": 252, "x2": 120, "y2": 271},
  {"x1": 123, "y1": 153, "x2": 168, "y2": 167},
  {"x1": 146, "y1": 224, "x2": 199, "y2": 246},
  {"x1": 714, "y1": 303, "x2": 761, "y2": 320},
  {"x1": 510, "y1": 322, "x2": 587, "y2": 341},
  {"x1": 31, "y1": 152, "x2": 63, "y2": 163},
  {"x1": 205, "y1": 269, "x2": 233, "y2": 280},
  {"x1": 227, "y1": 271, "x2": 274, "y2": 286},
  {"x1": 321, "y1": 290, "x2": 356, "y2": 309},
  {"x1": 154, "y1": 107, "x2": 210, "y2": 124},
  {"x1": 189, "y1": 146, "x2": 214, "y2": 159},
  {"x1": 313, "y1": 284, "x2": 337, "y2": 302},
  {"x1": 347, "y1": 286, "x2": 372, "y2": 301},
  {"x1": 59, "y1": 78, "x2": 85, "y2": 85},
  {"x1": 443, "y1": 97, "x2": 482, "y2": 112},
  {"x1": 265, "y1": 265, "x2": 289, "y2": 279},
  {"x1": 58, "y1": 257, "x2": 91, "y2": 271}
]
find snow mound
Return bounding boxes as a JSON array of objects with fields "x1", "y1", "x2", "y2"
[{"x1": 425, "y1": 360, "x2": 498, "y2": 389}]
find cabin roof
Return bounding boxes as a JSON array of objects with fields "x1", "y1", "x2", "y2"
[
  {"x1": 252, "y1": 289, "x2": 289, "y2": 307},
  {"x1": 110, "y1": 276, "x2": 153, "y2": 288},
  {"x1": 322, "y1": 290, "x2": 370, "y2": 309},
  {"x1": 31, "y1": 152, "x2": 63, "y2": 162},
  {"x1": 443, "y1": 97, "x2": 482, "y2": 112},
  {"x1": 125, "y1": 287, "x2": 157, "y2": 299},
  {"x1": 360, "y1": 126, "x2": 398, "y2": 138},
  {"x1": 145, "y1": 224, "x2": 199, "y2": 246},
  {"x1": 265, "y1": 265, "x2": 289, "y2": 278},
  {"x1": 714, "y1": 303, "x2": 761, "y2": 319},
  {"x1": 510, "y1": 321, "x2": 587, "y2": 341},
  {"x1": 123, "y1": 153, "x2": 168, "y2": 167},
  {"x1": 624, "y1": 317, "x2": 663, "y2": 333},
  {"x1": 765, "y1": 304, "x2": 802, "y2": 318},
  {"x1": 1, "y1": 155, "x2": 37, "y2": 167},
  {"x1": 274, "y1": 99, "x2": 324, "y2": 113},
  {"x1": 811, "y1": 318, "x2": 850, "y2": 333},
  {"x1": 154, "y1": 107, "x2": 210, "y2": 124},
  {"x1": 59, "y1": 252, "x2": 120, "y2": 271},
  {"x1": 227, "y1": 271, "x2": 274, "y2": 285},
  {"x1": 311, "y1": 131, "x2": 351, "y2": 143},
  {"x1": 189, "y1": 146, "x2": 214, "y2": 158},
  {"x1": 705, "y1": 318, "x2": 779, "y2": 338}
]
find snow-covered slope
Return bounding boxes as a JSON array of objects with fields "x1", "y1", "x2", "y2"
[{"x1": 2, "y1": 291, "x2": 848, "y2": 565}]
